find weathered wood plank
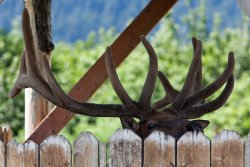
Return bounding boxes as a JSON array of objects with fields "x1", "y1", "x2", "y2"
[
  {"x1": 245, "y1": 132, "x2": 250, "y2": 167},
  {"x1": 0, "y1": 141, "x2": 4, "y2": 167},
  {"x1": 7, "y1": 140, "x2": 38, "y2": 167},
  {"x1": 99, "y1": 142, "x2": 106, "y2": 167},
  {"x1": 40, "y1": 135, "x2": 71, "y2": 167},
  {"x1": 26, "y1": 0, "x2": 178, "y2": 144},
  {"x1": 177, "y1": 131, "x2": 210, "y2": 167},
  {"x1": 144, "y1": 131, "x2": 175, "y2": 167},
  {"x1": 109, "y1": 129, "x2": 142, "y2": 167},
  {"x1": 73, "y1": 132, "x2": 98, "y2": 167},
  {"x1": 211, "y1": 130, "x2": 244, "y2": 167}
]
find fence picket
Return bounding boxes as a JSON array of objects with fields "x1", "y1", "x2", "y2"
[
  {"x1": 211, "y1": 130, "x2": 244, "y2": 167},
  {"x1": 177, "y1": 131, "x2": 210, "y2": 167},
  {"x1": 144, "y1": 131, "x2": 175, "y2": 167},
  {"x1": 0, "y1": 141, "x2": 4, "y2": 167},
  {"x1": 245, "y1": 132, "x2": 250, "y2": 167},
  {"x1": 73, "y1": 132, "x2": 99, "y2": 167},
  {"x1": 40, "y1": 135, "x2": 71, "y2": 167},
  {"x1": 6, "y1": 140, "x2": 38, "y2": 167},
  {"x1": 109, "y1": 129, "x2": 142, "y2": 167}
]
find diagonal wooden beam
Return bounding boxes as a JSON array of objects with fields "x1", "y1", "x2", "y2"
[{"x1": 26, "y1": 0, "x2": 178, "y2": 144}]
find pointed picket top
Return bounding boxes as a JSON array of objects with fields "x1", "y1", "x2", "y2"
[
  {"x1": 40, "y1": 135, "x2": 72, "y2": 167},
  {"x1": 245, "y1": 132, "x2": 250, "y2": 167},
  {"x1": 178, "y1": 131, "x2": 210, "y2": 144},
  {"x1": 109, "y1": 129, "x2": 142, "y2": 167},
  {"x1": 144, "y1": 131, "x2": 175, "y2": 167},
  {"x1": 211, "y1": 130, "x2": 244, "y2": 167},
  {"x1": 213, "y1": 129, "x2": 242, "y2": 142},
  {"x1": 0, "y1": 140, "x2": 4, "y2": 167},
  {"x1": 6, "y1": 140, "x2": 38, "y2": 167},
  {"x1": 177, "y1": 131, "x2": 210, "y2": 167},
  {"x1": 73, "y1": 132, "x2": 99, "y2": 167},
  {"x1": 109, "y1": 129, "x2": 141, "y2": 141}
]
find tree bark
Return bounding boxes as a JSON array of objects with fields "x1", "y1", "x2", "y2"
[{"x1": 24, "y1": 0, "x2": 53, "y2": 139}]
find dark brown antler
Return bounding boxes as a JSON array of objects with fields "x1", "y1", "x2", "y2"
[
  {"x1": 156, "y1": 38, "x2": 235, "y2": 119},
  {"x1": 10, "y1": 8, "x2": 159, "y2": 120},
  {"x1": 106, "y1": 35, "x2": 158, "y2": 113},
  {"x1": 152, "y1": 37, "x2": 203, "y2": 110},
  {"x1": 172, "y1": 39, "x2": 203, "y2": 111},
  {"x1": 10, "y1": 8, "x2": 135, "y2": 118}
]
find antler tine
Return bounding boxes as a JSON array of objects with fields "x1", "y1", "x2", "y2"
[
  {"x1": 191, "y1": 37, "x2": 204, "y2": 105},
  {"x1": 9, "y1": 51, "x2": 26, "y2": 97},
  {"x1": 9, "y1": 8, "x2": 57, "y2": 103},
  {"x1": 181, "y1": 74, "x2": 234, "y2": 119},
  {"x1": 182, "y1": 52, "x2": 235, "y2": 110},
  {"x1": 172, "y1": 40, "x2": 202, "y2": 111},
  {"x1": 11, "y1": 8, "x2": 141, "y2": 119},
  {"x1": 138, "y1": 35, "x2": 158, "y2": 111},
  {"x1": 42, "y1": 54, "x2": 137, "y2": 117},
  {"x1": 105, "y1": 47, "x2": 138, "y2": 110},
  {"x1": 152, "y1": 71, "x2": 179, "y2": 110}
]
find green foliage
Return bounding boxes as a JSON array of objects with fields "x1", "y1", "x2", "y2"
[
  {"x1": 0, "y1": 0, "x2": 250, "y2": 142},
  {"x1": 0, "y1": 21, "x2": 23, "y2": 136}
]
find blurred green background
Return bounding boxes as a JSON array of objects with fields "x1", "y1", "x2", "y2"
[{"x1": 0, "y1": 0, "x2": 250, "y2": 143}]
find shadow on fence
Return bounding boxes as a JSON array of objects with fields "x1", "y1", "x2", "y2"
[{"x1": 0, "y1": 129, "x2": 249, "y2": 167}]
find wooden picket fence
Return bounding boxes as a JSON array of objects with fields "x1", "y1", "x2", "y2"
[{"x1": 0, "y1": 129, "x2": 249, "y2": 167}]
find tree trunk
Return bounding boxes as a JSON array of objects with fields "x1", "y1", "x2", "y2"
[{"x1": 24, "y1": 0, "x2": 53, "y2": 139}]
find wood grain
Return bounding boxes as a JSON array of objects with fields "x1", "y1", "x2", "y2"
[
  {"x1": 177, "y1": 131, "x2": 210, "y2": 167},
  {"x1": 211, "y1": 130, "x2": 244, "y2": 167},
  {"x1": 109, "y1": 129, "x2": 142, "y2": 167},
  {"x1": 6, "y1": 140, "x2": 38, "y2": 167},
  {"x1": 144, "y1": 131, "x2": 175, "y2": 167},
  {"x1": 73, "y1": 132, "x2": 98, "y2": 167},
  {"x1": 40, "y1": 135, "x2": 71, "y2": 167},
  {"x1": 26, "y1": 0, "x2": 178, "y2": 144},
  {"x1": 99, "y1": 142, "x2": 106, "y2": 167}
]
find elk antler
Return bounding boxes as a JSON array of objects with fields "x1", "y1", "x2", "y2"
[
  {"x1": 10, "y1": 8, "x2": 235, "y2": 140},
  {"x1": 153, "y1": 38, "x2": 235, "y2": 119},
  {"x1": 9, "y1": 8, "x2": 159, "y2": 120}
]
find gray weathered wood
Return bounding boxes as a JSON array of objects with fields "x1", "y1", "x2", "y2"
[
  {"x1": 109, "y1": 129, "x2": 142, "y2": 167},
  {"x1": 144, "y1": 131, "x2": 175, "y2": 167},
  {"x1": 177, "y1": 131, "x2": 210, "y2": 167},
  {"x1": 0, "y1": 141, "x2": 4, "y2": 167},
  {"x1": 73, "y1": 132, "x2": 98, "y2": 167},
  {"x1": 245, "y1": 133, "x2": 250, "y2": 167},
  {"x1": 99, "y1": 142, "x2": 106, "y2": 167},
  {"x1": 245, "y1": 132, "x2": 250, "y2": 167},
  {"x1": 7, "y1": 140, "x2": 38, "y2": 167},
  {"x1": 40, "y1": 135, "x2": 71, "y2": 167},
  {"x1": 211, "y1": 130, "x2": 244, "y2": 167}
]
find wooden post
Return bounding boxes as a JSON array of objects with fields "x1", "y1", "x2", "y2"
[{"x1": 23, "y1": 0, "x2": 53, "y2": 139}]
